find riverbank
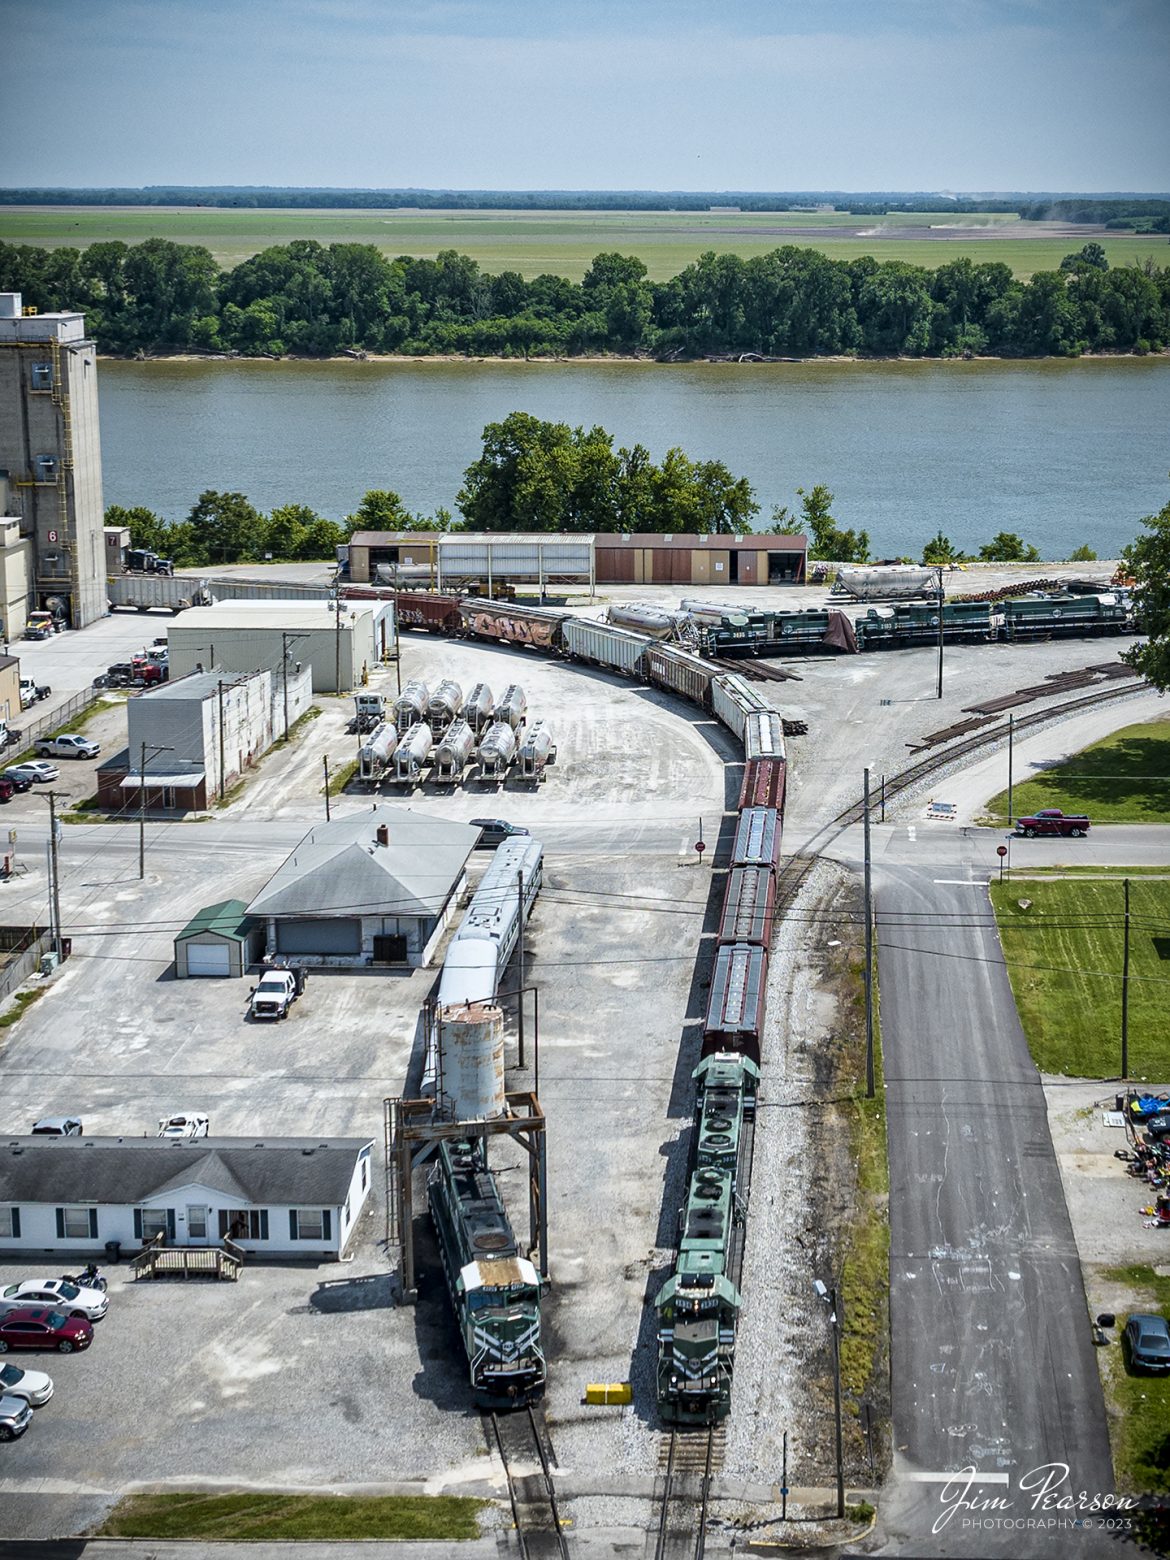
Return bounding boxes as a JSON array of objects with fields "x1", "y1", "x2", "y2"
[{"x1": 102, "y1": 347, "x2": 1170, "y2": 367}]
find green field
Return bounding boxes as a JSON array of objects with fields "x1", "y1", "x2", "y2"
[
  {"x1": 93, "y1": 1492, "x2": 487, "y2": 1541},
  {"x1": 990, "y1": 879, "x2": 1170, "y2": 1078},
  {"x1": 984, "y1": 717, "x2": 1170, "y2": 825},
  {"x1": 1, "y1": 205, "x2": 1162, "y2": 279}
]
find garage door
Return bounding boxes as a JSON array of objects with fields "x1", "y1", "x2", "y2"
[
  {"x1": 184, "y1": 942, "x2": 232, "y2": 977},
  {"x1": 276, "y1": 918, "x2": 362, "y2": 956}
]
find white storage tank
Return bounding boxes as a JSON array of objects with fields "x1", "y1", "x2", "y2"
[
  {"x1": 679, "y1": 599, "x2": 750, "y2": 627},
  {"x1": 606, "y1": 603, "x2": 678, "y2": 639},
  {"x1": 439, "y1": 1001, "x2": 506, "y2": 1120},
  {"x1": 358, "y1": 721, "x2": 399, "y2": 781},
  {"x1": 478, "y1": 721, "x2": 517, "y2": 775},
  {"x1": 493, "y1": 684, "x2": 527, "y2": 730},
  {"x1": 835, "y1": 565, "x2": 938, "y2": 601},
  {"x1": 464, "y1": 681, "x2": 495, "y2": 733},
  {"x1": 434, "y1": 717, "x2": 476, "y2": 779},
  {"x1": 392, "y1": 722, "x2": 433, "y2": 780},
  {"x1": 427, "y1": 678, "x2": 464, "y2": 730},
  {"x1": 393, "y1": 679, "x2": 429, "y2": 728},
  {"x1": 519, "y1": 721, "x2": 555, "y2": 779}
]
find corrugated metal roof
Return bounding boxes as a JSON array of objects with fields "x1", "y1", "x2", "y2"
[
  {"x1": 175, "y1": 900, "x2": 251, "y2": 943},
  {"x1": 171, "y1": 603, "x2": 371, "y2": 629}
]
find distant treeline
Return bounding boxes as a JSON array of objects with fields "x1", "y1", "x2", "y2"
[
  {"x1": 2, "y1": 187, "x2": 1170, "y2": 221},
  {"x1": 2, "y1": 237, "x2": 1167, "y2": 359}
]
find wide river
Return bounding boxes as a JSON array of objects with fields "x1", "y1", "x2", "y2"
[{"x1": 97, "y1": 357, "x2": 1170, "y2": 560}]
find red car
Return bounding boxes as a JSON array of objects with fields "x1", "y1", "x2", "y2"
[{"x1": 0, "y1": 1307, "x2": 94, "y2": 1353}]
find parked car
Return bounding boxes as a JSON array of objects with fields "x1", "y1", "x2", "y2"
[
  {"x1": 1125, "y1": 1313, "x2": 1170, "y2": 1372},
  {"x1": 1013, "y1": 808, "x2": 1091, "y2": 838},
  {"x1": 469, "y1": 818, "x2": 531, "y2": 850},
  {"x1": 30, "y1": 1117, "x2": 82, "y2": 1136},
  {"x1": 34, "y1": 735, "x2": 100, "y2": 762},
  {"x1": 249, "y1": 970, "x2": 300, "y2": 1021},
  {"x1": 0, "y1": 1362, "x2": 53, "y2": 1407},
  {"x1": 0, "y1": 1281, "x2": 108, "y2": 1322},
  {"x1": 9, "y1": 762, "x2": 59, "y2": 785},
  {"x1": 0, "y1": 1394, "x2": 32, "y2": 1441},
  {"x1": 0, "y1": 779, "x2": 14, "y2": 805},
  {"x1": 157, "y1": 1112, "x2": 210, "y2": 1139},
  {"x1": 0, "y1": 1308, "x2": 93, "y2": 1353},
  {"x1": 0, "y1": 769, "x2": 34, "y2": 793}
]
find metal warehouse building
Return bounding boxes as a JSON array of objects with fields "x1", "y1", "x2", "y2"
[
  {"x1": 347, "y1": 530, "x2": 805, "y2": 589},
  {"x1": 166, "y1": 601, "x2": 392, "y2": 693}
]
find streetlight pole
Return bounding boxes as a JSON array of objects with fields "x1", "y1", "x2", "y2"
[
  {"x1": 814, "y1": 1279, "x2": 846, "y2": 1519},
  {"x1": 46, "y1": 791, "x2": 63, "y2": 960},
  {"x1": 936, "y1": 566, "x2": 945, "y2": 700},
  {"x1": 138, "y1": 741, "x2": 174, "y2": 879}
]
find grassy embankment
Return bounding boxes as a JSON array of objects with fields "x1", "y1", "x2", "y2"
[
  {"x1": 990, "y1": 878, "x2": 1170, "y2": 1078},
  {"x1": 984, "y1": 717, "x2": 1170, "y2": 827},
  {"x1": 1100, "y1": 1264, "x2": 1170, "y2": 1497},
  {"x1": 0, "y1": 206, "x2": 1160, "y2": 280},
  {"x1": 93, "y1": 1492, "x2": 487, "y2": 1541}
]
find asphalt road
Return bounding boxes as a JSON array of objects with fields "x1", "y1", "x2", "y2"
[{"x1": 864, "y1": 834, "x2": 1117, "y2": 1557}]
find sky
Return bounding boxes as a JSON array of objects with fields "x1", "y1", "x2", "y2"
[{"x1": 2, "y1": 0, "x2": 1168, "y2": 192}]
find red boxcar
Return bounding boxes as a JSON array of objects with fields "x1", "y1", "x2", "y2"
[
  {"x1": 718, "y1": 866, "x2": 776, "y2": 948},
  {"x1": 701, "y1": 942, "x2": 767, "y2": 1063},
  {"x1": 394, "y1": 591, "x2": 462, "y2": 634},
  {"x1": 738, "y1": 757, "x2": 787, "y2": 815}
]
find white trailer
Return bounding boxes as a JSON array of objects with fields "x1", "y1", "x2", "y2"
[
  {"x1": 358, "y1": 722, "x2": 399, "y2": 783},
  {"x1": 433, "y1": 718, "x2": 476, "y2": 780},
  {"x1": 477, "y1": 721, "x2": 516, "y2": 778},
  {"x1": 518, "y1": 721, "x2": 556, "y2": 781},
  {"x1": 392, "y1": 722, "x2": 433, "y2": 783}
]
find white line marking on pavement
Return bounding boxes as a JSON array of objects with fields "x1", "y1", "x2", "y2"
[{"x1": 932, "y1": 879, "x2": 991, "y2": 886}]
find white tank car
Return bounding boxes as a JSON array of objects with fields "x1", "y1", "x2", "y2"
[
  {"x1": 606, "y1": 603, "x2": 680, "y2": 639},
  {"x1": 678, "y1": 598, "x2": 751, "y2": 626},
  {"x1": 434, "y1": 718, "x2": 476, "y2": 779},
  {"x1": 358, "y1": 721, "x2": 399, "y2": 782},
  {"x1": 477, "y1": 721, "x2": 517, "y2": 775},
  {"x1": 464, "y1": 681, "x2": 495, "y2": 732},
  {"x1": 834, "y1": 566, "x2": 939, "y2": 601},
  {"x1": 428, "y1": 678, "x2": 464, "y2": 729},
  {"x1": 393, "y1": 679, "x2": 430, "y2": 728},
  {"x1": 518, "y1": 721, "x2": 555, "y2": 779},
  {"x1": 392, "y1": 722, "x2": 433, "y2": 781},
  {"x1": 492, "y1": 685, "x2": 527, "y2": 730}
]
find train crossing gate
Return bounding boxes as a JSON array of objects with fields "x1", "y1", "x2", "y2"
[{"x1": 383, "y1": 1090, "x2": 548, "y2": 1303}]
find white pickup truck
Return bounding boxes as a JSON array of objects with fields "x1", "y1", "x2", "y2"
[
  {"x1": 249, "y1": 968, "x2": 304, "y2": 1021},
  {"x1": 35, "y1": 734, "x2": 100, "y2": 761}
]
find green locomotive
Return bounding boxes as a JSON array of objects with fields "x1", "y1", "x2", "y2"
[
  {"x1": 428, "y1": 1137, "x2": 546, "y2": 1409},
  {"x1": 656, "y1": 1053, "x2": 758, "y2": 1425}
]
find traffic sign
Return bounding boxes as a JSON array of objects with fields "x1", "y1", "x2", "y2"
[{"x1": 996, "y1": 845, "x2": 1008, "y2": 858}]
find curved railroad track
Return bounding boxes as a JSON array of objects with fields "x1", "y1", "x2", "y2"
[{"x1": 488, "y1": 1406, "x2": 569, "y2": 1560}]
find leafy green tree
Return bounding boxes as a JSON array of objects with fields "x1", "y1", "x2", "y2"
[
  {"x1": 104, "y1": 504, "x2": 170, "y2": 555},
  {"x1": 765, "y1": 504, "x2": 799, "y2": 534},
  {"x1": 922, "y1": 530, "x2": 963, "y2": 564},
  {"x1": 186, "y1": 490, "x2": 265, "y2": 565},
  {"x1": 264, "y1": 504, "x2": 320, "y2": 559},
  {"x1": 1060, "y1": 243, "x2": 1109, "y2": 273},
  {"x1": 798, "y1": 484, "x2": 869, "y2": 561},
  {"x1": 1068, "y1": 544, "x2": 1098, "y2": 562},
  {"x1": 977, "y1": 531, "x2": 1042, "y2": 562},
  {"x1": 345, "y1": 490, "x2": 413, "y2": 533},
  {"x1": 299, "y1": 517, "x2": 346, "y2": 560},
  {"x1": 1121, "y1": 495, "x2": 1170, "y2": 689}
]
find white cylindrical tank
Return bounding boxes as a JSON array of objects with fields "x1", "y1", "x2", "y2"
[
  {"x1": 428, "y1": 678, "x2": 464, "y2": 727},
  {"x1": 493, "y1": 684, "x2": 527, "y2": 730},
  {"x1": 434, "y1": 717, "x2": 476, "y2": 776},
  {"x1": 678, "y1": 599, "x2": 750, "y2": 626},
  {"x1": 393, "y1": 722, "x2": 433, "y2": 779},
  {"x1": 519, "y1": 721, "x2": 554, "y2": 776},
  {"x1": 393, "y1": 679, "x2": 429, "y2": 728},
  {"x1": 439, "y1": 1001, "x2": 505, "y2": 1120},
  {"x1": 358, "y1": 721, "x2": 398, "y2": 779},
  {"x1": 464, "y1": 681, "x2": 494, "y2": 733},
  {"x1": 835, "y1": 566, "x2": 938, "y2": 601},
  {"x1": 477, "y1": 721, "x2": 517, "y2": 773},
  {"x1": 606, "y1": 603, "x2": 679, "y2": 639}
]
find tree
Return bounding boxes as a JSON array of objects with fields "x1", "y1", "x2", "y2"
[
  {"x1": 977, "y1": 531, "x2": 1041, "y2": 562},
  {"x1": 104, "y1": 504, "x2": 170, "y2": 555},
  {"x1": 1060, "y1": 243, "x2": 1109, "y2": 273},
  {"x1": 1121, "y1": 495, "x2": 1170, "y2": 689},
  {"x1": 765, "y1": 504, "x2": 799, "y2": 535},
  {"x1": 264, "y1": 503, "x2": 319, "y2": 560},
  {"x1": 797, "y1": 485, "x2": 869, "y2": 561},
  {"x1": 922, "y1": 530, "x2": 963, "y2": 564},
  {"x1": 1068, "y1": 544, "x2": 1098, "y2": 562},
  {"x1": 186, "y1": 490, "x2": 265, "y2": 565},
  {"x1": 345, "y1": 490, "x2": 414, "y2": 534}
]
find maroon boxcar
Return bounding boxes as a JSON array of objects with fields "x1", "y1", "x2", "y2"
[
  {"x1": 730, "y1": 806, "x2": 783, "y2": 872},
  {"x1": 701, "y1": 942, "x2": 768, "y2": 1063},
  {"x1": 645, "y1": 645, "x2": 715, "y2": 708},
  {"x1": 738, "y1": 756, "x2": 787, "y2": 815},
  {"x1": 394, "y1": 591, "x2": 462, "y2": 634},
  {"x1": 718, "y1": 865, "x2": 776, "y2": 948}
]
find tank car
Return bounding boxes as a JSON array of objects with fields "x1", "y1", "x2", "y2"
[{"x1": 393, "y1": 679, "x2": 430, "y2": 729}]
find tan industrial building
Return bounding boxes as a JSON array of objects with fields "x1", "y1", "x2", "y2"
[
  {"x1": 0, "y1": 652, "x2": 20, "y2": 728},
  {"x1": 346, "y1": 529, "x2": 806, "y2": 589},
  {"x1": 0, "y1": 497, "x2": 34, "y2": 643},
  {"x1": 166, "y1": 601, "x2": 383, "y2": 693},
  {"x1": 0, "y1": 292, "x2": 106, "y2": 628}
]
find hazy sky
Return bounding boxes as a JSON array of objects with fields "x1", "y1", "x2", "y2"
[{"x1": 4, "y1": 0, "x2": 1168, "y2": 192}]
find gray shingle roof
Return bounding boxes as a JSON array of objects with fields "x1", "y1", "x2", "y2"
[
  {"x1": 0, "y1": 1138, "x2": 372, "y2": 1207},
  {"x1": 247, "y1": 806, "x2": 477, "y2": 921}
]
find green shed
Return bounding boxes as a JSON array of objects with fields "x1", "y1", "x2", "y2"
[{"x1": 174, "y1": 900, "x2": 261, "y2": 979}]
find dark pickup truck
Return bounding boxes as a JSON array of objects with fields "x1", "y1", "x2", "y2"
[{"x1": 1014, "y1": 809, "x2": 1091, "y2": 838}]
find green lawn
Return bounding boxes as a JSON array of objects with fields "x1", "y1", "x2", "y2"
[
  {"x1": 92, "y1": 1492, "x2": 487, "y2": 1541},
  {"x1": 0, "y1": 205, "x2": 1161, "y2": 279},
  {"x1": 990, "y1": 879, "x2": 1170, "y2": 1077},
  {"x1": 985, "y1": 717, "x2": 1170, "y2": 825},
  {"x1": 1101, "y1": 1265, "x2": 1170, "y2": 1496}
]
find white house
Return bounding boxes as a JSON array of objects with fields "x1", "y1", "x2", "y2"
[{"x1": 0, "y1": 1136, "x2": 374, "y2": 1259}]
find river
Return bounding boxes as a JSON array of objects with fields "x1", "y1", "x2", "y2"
[{"x1": 96, "y1": 356, "x2": 1170, "y2": 560}]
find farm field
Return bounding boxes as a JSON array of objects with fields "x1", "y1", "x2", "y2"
[{"x1": 0, "y1": 205, "x2": 1163, "y2": 279}]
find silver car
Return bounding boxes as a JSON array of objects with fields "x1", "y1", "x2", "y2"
[
  {"x1": 0, "y1": 1394, "x2": 32, "y2": 1442},
  {"x1": 0, "y1": 1362, "x2": 53, "y2": 1407},
  {"x1": 0, "y1": 1280, "x2": 108, "y2": 1322}
]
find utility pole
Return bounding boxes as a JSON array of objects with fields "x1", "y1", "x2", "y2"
[
  {"x1": 392, "y1": 565, "x2": 402, "y2": 695},
  {"x1": 1121, "y1": 876, "x2": 1131, "y2": 1078},
  {"x1": 936, "y1": 566, "x2": 945, "y2": 700},
  {"x1": 217, "y1": 681, "x2": 227, "y2": 802},
  {"x1": 333, "y1": 589, "x2": 342, "y2": 696},
  {"x1": 323, "y1": 755, "x2": 331, "y2": 822},
  {"x1": 1007, "y1": 713, "x2": 1015, "y2": 827},
  {"x1": 517, "y1": 868, "x2": 526, "y2": 1069},
  {"x1": 46, "y1": 791, "x2": 63, "y2": 960},
  {"x1": 863, "y1": 768, "x2": 875, "y2": 1100},
  {"x1": 281, "y1": 631, "x2": 290, "y2": 739}
]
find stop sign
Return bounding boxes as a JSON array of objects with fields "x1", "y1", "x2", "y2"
[{"x1": 997, "y1": 845, "x2": 1008, "y2": 858}]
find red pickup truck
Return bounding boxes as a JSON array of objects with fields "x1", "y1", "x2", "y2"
[{"x1": 1014, "y1": 808, "x2": 1091, "y2": 838}]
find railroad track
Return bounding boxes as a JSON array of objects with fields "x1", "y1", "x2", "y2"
[
  {"x1": 489, "y1": 1406, "x2": 569, "y2": 1560},
  {"x1": 654, "y1": 1427, "x2": 719, "y2": 1560}
]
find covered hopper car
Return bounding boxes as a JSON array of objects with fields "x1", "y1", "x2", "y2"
[{"x1": 702, "y1": 943, "x2": 768, "y2": 1064}]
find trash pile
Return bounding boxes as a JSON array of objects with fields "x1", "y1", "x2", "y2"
[{"x1": 1115, "y1": 1092, "x2": 1170, "y2": 1229}]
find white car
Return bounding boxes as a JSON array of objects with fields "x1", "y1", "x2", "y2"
[
  {"x1": 0, "y1": 1280, "x2": 108, "y2": 1322},
  {"x1": 0, "y1": 1362, "x2": 53, "y2": 1407},
  {"x1": 7, "y1": 760, "x2": 58, "y2": 784},
  {"x1": 157, "y1": 1112, "x2": 209, "y2": 1139}
]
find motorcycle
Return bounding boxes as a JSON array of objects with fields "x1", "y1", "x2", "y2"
[{"x1": 60, "y1": 1262, "x2": 107, "y2": 1293}]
